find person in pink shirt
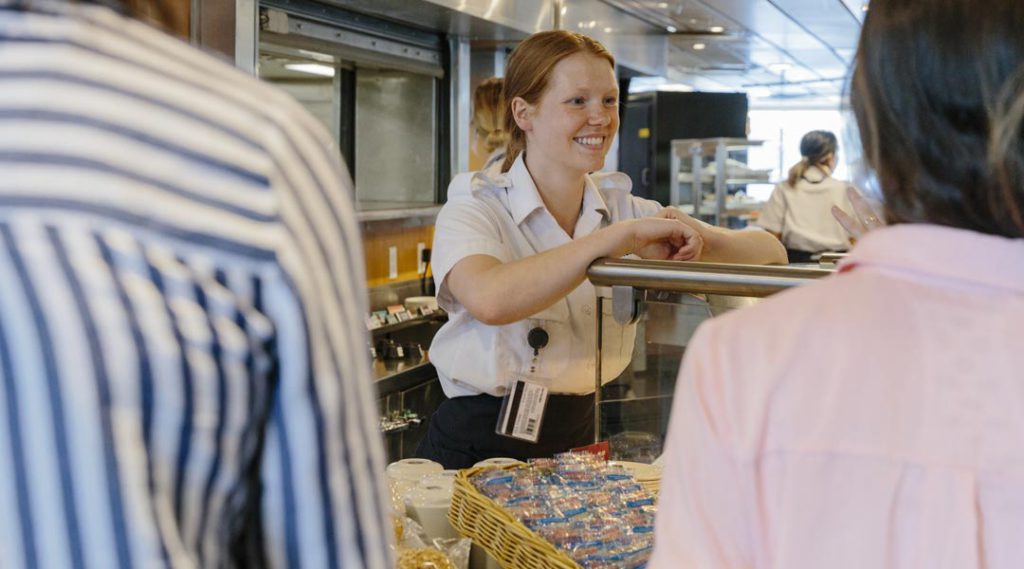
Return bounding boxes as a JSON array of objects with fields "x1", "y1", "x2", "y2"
[{"x1": 649, "y1": 0, "x2": 1024, "y2": 567}]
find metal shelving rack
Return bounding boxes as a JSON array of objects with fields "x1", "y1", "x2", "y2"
[{"x1": 669, "y1": 137, "x2": 770, "y2": 226}]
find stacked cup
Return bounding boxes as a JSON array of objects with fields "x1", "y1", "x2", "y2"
[
  {"x1": 472, "y1": 457, "x2": 523, "y2": 468},
  {"x1": 386, "y1": 458, "x2": 444, "y2": 511},
  {"x1": 405, "y1": 469, "x2": 461, "y2": 540}
]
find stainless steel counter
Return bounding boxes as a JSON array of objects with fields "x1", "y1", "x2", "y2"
[{"x1": 373, "y1": 351, "x2": 437, "y2": 397}]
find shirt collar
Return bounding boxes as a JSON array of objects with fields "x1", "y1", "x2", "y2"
[
  {"x1": 503, "y1": 153, "x2": 611, "y2": 225},
  {"x1": 839, "y1": 224, "x2": 1024, "y2": 293},
  {"x1": 504, "y1": 153, "x2": 545, "y2": 224},
  {"x1": 580, "y1": 173, "x2": 612, "y2": 223},
  {"x1": 801, "y1": 165, "x2": 830, "y2": 184}
]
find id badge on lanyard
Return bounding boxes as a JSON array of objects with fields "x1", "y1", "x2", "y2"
[{"x1": 495, "y1": 326, "x2": 550, "y2": 443}]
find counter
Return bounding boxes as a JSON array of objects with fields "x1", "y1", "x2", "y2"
[
  {"x1": 374, "y1": 351, "x2": 436, "y2": 397},
  {"x1": 357, "y1": 204, "x2": 442, "y2": 222}
]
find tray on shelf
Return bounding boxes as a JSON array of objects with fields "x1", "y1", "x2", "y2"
[
  {"x1": 677, "y1": 173, "x2": 772, "y2": 185},
  {"x1": 676, "y1": 200, "x2": 766, "y2": 216},
  {"x1": 448, "y1": 466, "x2": 581, "y2": 569}
]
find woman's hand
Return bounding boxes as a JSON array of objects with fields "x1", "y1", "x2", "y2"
[
  {"x1": 627, "y1": 217, "x2": 703, "y2": 261},
  {"x1": 832, "y1": 186, "x2": 885, "y2": 240},
  {"x1": 653, "y1": 206, "x2": 787, "y2": 264}
]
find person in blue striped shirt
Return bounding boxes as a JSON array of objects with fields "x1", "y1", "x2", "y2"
[{"x1": 0, "y1": 1, "x2": 392, "y2": 567}]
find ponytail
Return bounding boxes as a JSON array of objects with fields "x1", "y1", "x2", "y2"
[
  {"x1": 786, "y1": 158, "x2": 811, "y2": 188},
  {"x1": 786, "y1": 130, "x2": 838, "y2": 187}
]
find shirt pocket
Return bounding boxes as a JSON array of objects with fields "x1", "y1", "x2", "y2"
[{"x1": 496, "y1": 299, "x2": 573, "y2": 387}]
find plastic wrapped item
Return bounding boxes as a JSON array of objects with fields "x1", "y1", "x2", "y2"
[
  {"x1": 471, "y1": 468, "x2": 515, "y2": 490},
  {"x1": 608, "y1": 432, "x2": 661, "y2": 464},
  {"x1": 394, "y1": 517, "x2": 471, "y2": 569},
  {"x1": 396, "y1": 548, "x2": 455, "y2": 569},
  {"x1": 467, "y1": 453, "x2": 657, "y2": 569}
]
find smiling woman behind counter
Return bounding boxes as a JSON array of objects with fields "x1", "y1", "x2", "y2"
[{"x1": 415, "y1": 30, "x2": 786, "y2": 469}]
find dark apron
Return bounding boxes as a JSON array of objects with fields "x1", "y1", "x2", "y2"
[{"x1": 415, "y1": 393, "x2": 595, "y2": 469}]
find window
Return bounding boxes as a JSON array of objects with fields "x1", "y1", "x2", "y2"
[{"x1": 746, "y1": 108, "x2": 853, "y2": 200}]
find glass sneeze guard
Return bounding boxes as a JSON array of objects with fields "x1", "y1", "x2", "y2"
[{"x1": 588, "y1": 258, "x2": 834, "y2": 462}]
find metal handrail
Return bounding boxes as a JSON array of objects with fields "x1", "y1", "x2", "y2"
[{"x1": 588, "y1": 258, "x2": 833, "y2": 297}]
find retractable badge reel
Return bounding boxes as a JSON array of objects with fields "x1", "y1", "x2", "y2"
[{"x1": 495, "y1": 327, "x2": 551, "y2": 443}]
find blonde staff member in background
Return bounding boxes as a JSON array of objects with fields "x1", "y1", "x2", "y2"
[
  {"x1": 417, "y1": 30, "x2": 785, "y2": 469},
  {"x1": 757, "y1": 130, "x2": 855, "y2": 263},
  {"x1": 469, "y1": 77, "x2": 509, "y2": 172}
]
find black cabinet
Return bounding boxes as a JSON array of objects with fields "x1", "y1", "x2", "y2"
[
  {"x1": 618, "y1": 91, "x2": 748, "y2": 206},
  {"x1": 379, "y1": 376, "x2": 446, "y2": 462}
]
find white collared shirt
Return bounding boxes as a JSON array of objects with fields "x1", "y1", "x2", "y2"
[
  {"x1": 757, "y1": 166, "x2": 853, "y2": 253},
  {"x1": 431, "y1": 154, "x2": 662, "y2": 397}
]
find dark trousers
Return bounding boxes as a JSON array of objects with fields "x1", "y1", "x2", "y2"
[
  {"x1": 786, "y1": 248, "x2": 818, "y2": 264},
  {"x1": 415, "y1": 393, "x2": 595, "y2": 469}
]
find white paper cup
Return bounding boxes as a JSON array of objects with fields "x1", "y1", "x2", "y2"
[
  {"x1": 405, "y1": 483, "x2": 458, "y2": 540},
  {"x1": 472, "y1": 457, "x2": 523, "y2": 468},
  {"x1": 386, "y1": 458, "x2": 443, "y2": 510}
]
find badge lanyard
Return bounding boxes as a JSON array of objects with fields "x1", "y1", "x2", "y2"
[{"x1": 495, "y1": 326, "x2": 551, "y2": 443}]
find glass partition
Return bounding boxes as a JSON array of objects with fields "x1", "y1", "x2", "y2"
[{"x1": 591, "y1": 259, "x2": 834, "y2": 462}]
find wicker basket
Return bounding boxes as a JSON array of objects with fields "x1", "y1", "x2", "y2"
[{"x1": 448, "y1": 465, "x2": 582, "y2": 569}]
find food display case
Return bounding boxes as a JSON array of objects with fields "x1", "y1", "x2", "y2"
[{"x1": 588, "y1": 259, "x2": 835, "y2": 462}]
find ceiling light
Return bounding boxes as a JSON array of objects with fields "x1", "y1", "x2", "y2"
[
  {"x1": 666, "y1": 25, "x2": 678, "y2": 33},
  {"x1": 603, "y1": 27, "x2": 613, "y2": 33},
  {"x1": 861, "y1": 3, "x2": 869, "y2": 10},
  {"x1": 284, "y1": 63, "x2": 335, "y2": 77},
  {"x1": 657, "y1": 2, "x2": 669, "y2": 7},
  {"x1": 693, "y1": 43, "x2": 706, "y2": 50},
  {"x1": 749, "y1": 88, "x2": 773, "y2": 98},
  {"x1": 709, "y1": 26, "x2": 725, "y2": 33},
  {"x1": 768, "y1": 62, "x2": 792, "y2": 73}
]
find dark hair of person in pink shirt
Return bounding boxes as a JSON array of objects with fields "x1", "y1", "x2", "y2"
[{"x1": 850, "y1": 0, "x2": 1024, "y2": 238}]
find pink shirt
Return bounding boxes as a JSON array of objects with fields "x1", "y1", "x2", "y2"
[{"x1": 650, "y1": 224, "x2": 1024, "y2": 569}]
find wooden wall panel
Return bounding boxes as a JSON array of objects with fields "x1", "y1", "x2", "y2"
[{"x1": 362, "y1": 223, "x2": 435, "y2": 289}]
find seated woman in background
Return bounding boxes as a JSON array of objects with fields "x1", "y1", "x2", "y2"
[
  {"x1": 650, "y1": 0, "x2": 1024, "y2": 566},
  {"x1": 757, "y1": 130, "x2": 854, "y2": 263}
]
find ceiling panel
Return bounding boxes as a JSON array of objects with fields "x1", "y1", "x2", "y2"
[
  {"x1": 769, "y1": 0, "x2": 861, "y2": 50},
  {"x1": 603, "y1": 0, "x2": 861, "y2": 103}
]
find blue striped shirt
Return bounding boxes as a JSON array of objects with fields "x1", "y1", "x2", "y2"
[{"x1": 0, "y1": 1, "x2": 392, "y2": 567}]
